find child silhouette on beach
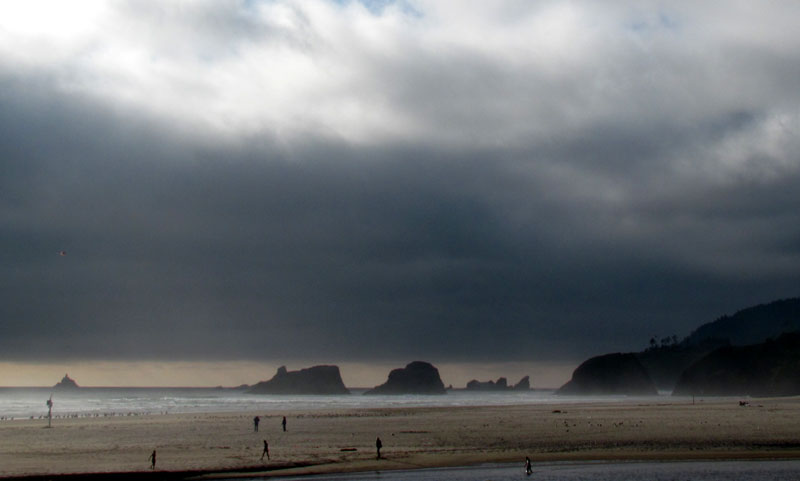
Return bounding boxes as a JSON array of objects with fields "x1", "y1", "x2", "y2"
[{"x1": 261, "y1": 439, "x2": 270, "y2": 460}]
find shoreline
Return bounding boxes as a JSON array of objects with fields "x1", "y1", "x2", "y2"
[
  {"x1": 3, "y1": 452, "x2": 800, "y2": 481},
  {"x1": 2, "y1": 397, "x2": 799, "y2": 479}
]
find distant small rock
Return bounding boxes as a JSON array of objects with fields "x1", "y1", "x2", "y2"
[
  {"x1": 557, "y1": 353, "x2": 658, "y2": 395},
  {"x1": 53, "y1": 374, "x2": 80, "y2": 390},
  {"x1": 248, "y1": 365, "x2": 350, "y2": 395},
  {"x1": 512, "y1": 375, "x2": 530, "y2": 391},
  {"x1": 364, "y1": 361, "x2": 446, "y2": 395},
  {"x1": 466, "y1": 379, "x2": 491, "y2": 390},
  {"x1": 465, "y1": 375, "x2": 529, "y2": 391}
]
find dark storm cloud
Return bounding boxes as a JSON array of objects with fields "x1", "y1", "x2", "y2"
[{"x1": 1, "y1": 1, "x2": 799, "y2": 365}]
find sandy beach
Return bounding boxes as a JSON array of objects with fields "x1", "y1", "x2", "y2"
[{"x1": 1, "y1": 397, "x2": 799, "y2": 479}]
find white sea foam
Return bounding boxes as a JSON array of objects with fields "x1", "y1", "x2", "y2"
[{"x1": 0, "y1": 387, "x2": 674, "y2": 420}]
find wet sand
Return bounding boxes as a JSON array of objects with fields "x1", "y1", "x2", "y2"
[{"x1": 1, "y1": 397, "x2": 799, "y2": 479}]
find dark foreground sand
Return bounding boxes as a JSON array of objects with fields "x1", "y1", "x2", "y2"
[{"x1": 1, "y1": 397, "x2": 800, "y2": 479}]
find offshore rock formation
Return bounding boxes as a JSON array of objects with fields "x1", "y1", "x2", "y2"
[
  {"x1": 53, "y1": 374, "x2": 80, "y2": 389},
  {"x1": 557, "y1": 353, "x2": 658, "y2": 395},
  {"x1": 364, "y1": 361, "x2": 446, "y2": 395},
  {"x1": 466, "y1": 376, "x2": 530, "y2": 391},
  {"x1": 248, "y1": 365, "x2": 350, "y2": 395},
  {"x1": 467, "y1": 377, "x2": 507, "y2": 390},
  {"x1": 673, "y1": 332, "x2": 800, "y2": 397},
  {"x1": 513, "y1": 375, "x2": 531, "y2": 391}
]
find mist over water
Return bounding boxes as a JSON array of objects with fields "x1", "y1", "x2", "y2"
[{"x1": 0, "y1": 387, "x2": 677, "y2": 420}]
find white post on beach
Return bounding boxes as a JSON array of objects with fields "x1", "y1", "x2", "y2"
[{"x1": 46, "y1": 395, "x2": 53, "y2": 428}]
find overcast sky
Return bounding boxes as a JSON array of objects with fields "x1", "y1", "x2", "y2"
[{"x1": 1, "y1": 1, "x2": 799, "y2": 384}]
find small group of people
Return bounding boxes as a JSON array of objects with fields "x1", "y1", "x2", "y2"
[
  {"x1": 253, "y1": 416, "x2": 284, "y2": 462},
  {"x1": 253, "y1": 415, "x2": 287, "y2": 432},
  {"x1": 146, "y1": 439, "x2": 271, "y2": 470},
  {"x1": 148, "y1": 416, "x2": 391, "y2": 470}
]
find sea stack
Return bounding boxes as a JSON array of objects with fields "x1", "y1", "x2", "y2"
[
  {"x1": 465, "y1": 375, "x2": 530, "y2": 391},
  {"x1": 364, "y1": 361, "x2": 446, "y2": 395},
  {"x1": 557, "y1": 353, "x2": 658, "y2": 395},
  {"x1": 53, "y1": 374, "x2": 80, "y2": 390},
  {"x1": 512, "y1": 375, "x2": 531, "y2": 391},
  {"x1": 248, "y1": 365, "x2": 350, "y2": 395}
]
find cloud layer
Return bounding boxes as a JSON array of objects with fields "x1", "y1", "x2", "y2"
[{"x1": 1, "y1": 1, "x2": 799, "y2": 365}]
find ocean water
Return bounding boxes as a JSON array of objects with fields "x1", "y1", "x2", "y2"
[
  {"x1": 0, "y1": 387, "x2": 676, "y2": 419},
  {"x1": 266, "y1": 460, "x2": 800, "y2": 481}
]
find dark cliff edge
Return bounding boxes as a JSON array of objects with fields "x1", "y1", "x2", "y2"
[
  {"x1": 580, "y1": 297, "x2": 800, "y2": 391},
  {"x1": 636, "y1": 338, "x2": 729, "y2": 390},
  {"x1": 672, "y1": 332, "x2": 800, "y2": 397},
  {"x1": 685, "y1": 298, "x2": 800, "y2": 347}
]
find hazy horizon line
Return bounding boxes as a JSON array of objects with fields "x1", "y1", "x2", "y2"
[{"x1": 0, "y1": 360, "x2": 577, "y2": 390}]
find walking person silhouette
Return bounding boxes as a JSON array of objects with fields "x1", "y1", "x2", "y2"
[{"x1": 261, "y1": 440, "x2": 270, "y2": 460}]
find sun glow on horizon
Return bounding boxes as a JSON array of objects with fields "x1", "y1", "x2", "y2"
[{"x1": 0, "y1": 360, "x2": 575, "y2": 389}]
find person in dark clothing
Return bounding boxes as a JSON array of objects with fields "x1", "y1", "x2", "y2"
[
  {"x1": 376, "y1": 437, "x2": 382, "y2": 459},
  {"x1": 281, "y1": 416, "x2": 287, "y2": 432},
  {"x1": 261, "y1": 440, "x2": 270, "y2": 460},
  {"x1": 148, "y1": 450, "x2": 156, "y2": 470},
  {"x1": 525, "y1": 456, "x2": 532, "y2": 475},
  {"x1": 253, "y1": 416, "x2": 260, "y2": 432}
]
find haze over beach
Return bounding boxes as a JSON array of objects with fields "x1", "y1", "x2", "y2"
[{"x1": 0, "y1": 360, "x2": 572, "y2": 389}]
